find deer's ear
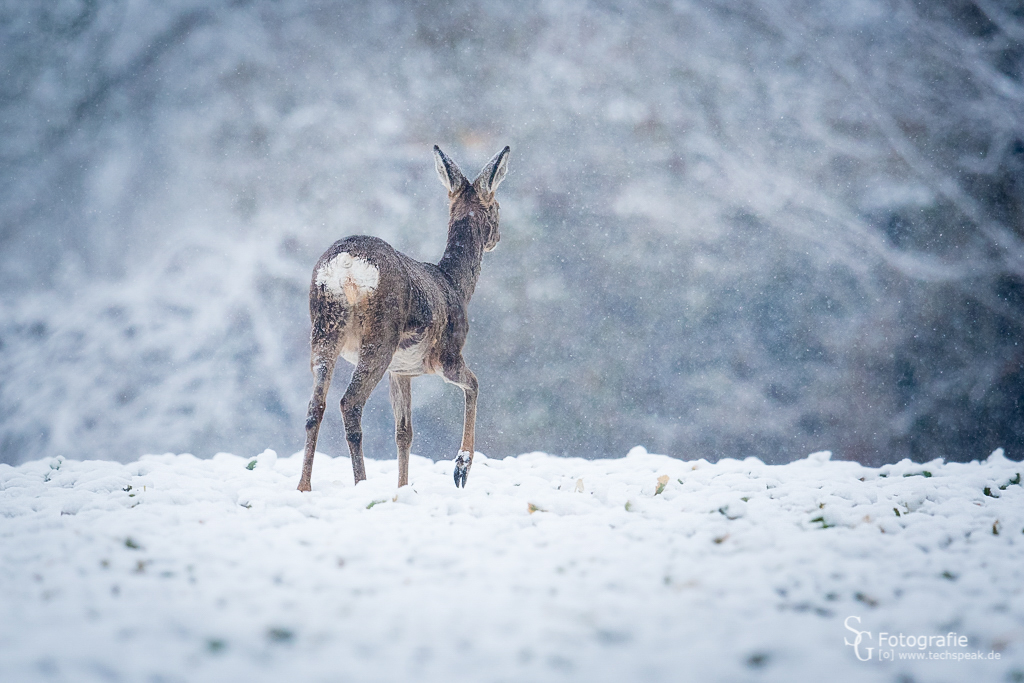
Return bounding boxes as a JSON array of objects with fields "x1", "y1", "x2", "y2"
[
  {"x1": 434, "y1": 145, "x2": 466, "y2": 193},
  {"x1": 475, "y1": 146, "x2": 510, "y2": 195}
]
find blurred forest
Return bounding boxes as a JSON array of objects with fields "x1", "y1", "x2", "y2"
[{"x1": 1, "y1": 0, "x2": 1022, "y2": 466}]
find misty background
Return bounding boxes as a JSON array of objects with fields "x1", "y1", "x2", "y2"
[{"x1": 1, "y1": 0, "x2": 1022, "y2": 467}]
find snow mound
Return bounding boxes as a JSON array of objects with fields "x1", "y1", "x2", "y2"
[{"x1": 1, "y1": 449, "x2": 1022, "y2": 682}]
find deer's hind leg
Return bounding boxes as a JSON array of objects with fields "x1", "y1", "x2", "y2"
[
  {"x1": 340, "y1": 333, "x2": 399, "y2": 484},
  {"x1": 389, "y1": 373, "x2": 412, "y2": 487},
  {"x1": 441, "y1": 356, "x2": 478, "y2": 488},
  {"x1": 298, "y1": 352, "x2": 337, "y2": 492}
]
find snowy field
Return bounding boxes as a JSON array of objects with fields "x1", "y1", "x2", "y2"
[{"x1": 2, "y1": 447, "x2": 1022, "y2": 683}]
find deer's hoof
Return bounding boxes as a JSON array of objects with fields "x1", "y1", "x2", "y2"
[
  {"x1": 453, "y1": 465, "x2": 468, "y2": 488},
  {"x1": 453, "y1": 450, "x2": 470, "y2": 488}
]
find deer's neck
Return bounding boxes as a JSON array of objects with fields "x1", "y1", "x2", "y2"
[{"x1": 438, "y1": 213, "x2": 485, "y2": 301}]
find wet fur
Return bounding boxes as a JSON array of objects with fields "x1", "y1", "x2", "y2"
[{"x1": 298, "y1": 145, "x2": 509, "y2": 491}]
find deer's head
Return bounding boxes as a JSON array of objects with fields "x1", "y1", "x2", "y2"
[{"x1": 434, "y1": 145, "x2": 510, "y2": 252}]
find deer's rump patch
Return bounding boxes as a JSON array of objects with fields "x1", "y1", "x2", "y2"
[{"x1": 316, "y1": 252, "x2": 380, "y2": 304}]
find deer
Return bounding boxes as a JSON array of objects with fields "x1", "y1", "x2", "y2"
[{"x1": 297, "y1": 145, "x2": 510, "y2": 492}]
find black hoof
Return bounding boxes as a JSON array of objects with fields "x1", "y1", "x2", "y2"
[
  {"x1": 453, "y1": 451, "x2": 470, "y2": 488},
  {"x1": 454, "y1": 466, "x2": 467, "y2": 488}
]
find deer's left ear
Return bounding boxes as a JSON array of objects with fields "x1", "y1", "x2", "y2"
[
  {"x1": 474, "y1": 146, "x2": 510, "y2": 195},
  {"x1": 434, "y1": 145, "x2": 467, "y2": 193}
]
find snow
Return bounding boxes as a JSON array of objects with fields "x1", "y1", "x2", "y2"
[
  {"x1": 2, "y1": 447, "x2": 1022, "y2": 682},
  {"x1": 9, "y1": 1, "x2": 1022, "y2": 470}
]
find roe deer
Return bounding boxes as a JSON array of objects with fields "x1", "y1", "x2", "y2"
[{"x1": 297, "y1": 145, "x2": 510, "y2": 491}]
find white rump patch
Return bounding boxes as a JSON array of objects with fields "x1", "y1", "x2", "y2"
[{"x1": 316, "y1": 252, "x2": 380, "y2": 304}]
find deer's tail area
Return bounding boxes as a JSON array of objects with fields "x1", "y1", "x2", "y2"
[
  {"x1": 315, "y1": 251, "x2": 380, "y2": 305},
  {"x1": 309, "y1": 251, "x2": 381, "y2": 370}
]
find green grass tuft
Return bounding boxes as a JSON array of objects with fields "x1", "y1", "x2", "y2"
[
  {"x1": 810, "y1": 516, "x2": 834, "y2": 529},
  {"x1": 654, "y1": 475, "x2": 669, "y2": 495}
]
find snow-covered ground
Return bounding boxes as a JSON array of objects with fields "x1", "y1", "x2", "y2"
[{"x1": 2, "y1": 447, "x2": 1022, "y2": 682}]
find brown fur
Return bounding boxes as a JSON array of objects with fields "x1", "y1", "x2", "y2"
[{"x1": 297, "y1": 145, "x2": 510, "y2": 491}]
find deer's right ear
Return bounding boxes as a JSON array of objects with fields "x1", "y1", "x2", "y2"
[
  {"x1": 475, "y1": 146, "x2": 510, "y2": 196},
  {"x1": 434, "y1": 145, "x2": 466, "y2": 193}
]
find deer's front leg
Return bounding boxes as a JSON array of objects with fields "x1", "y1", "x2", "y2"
[
  {"x1": 443, "y1": 359, "x2": 478, "y2": 488},
  {"x1": 389, "y1": 373, "x2": 413, "y2": 487},
  {"x1": 298, "y1": 357, "x2": 336, "y2": 492}
]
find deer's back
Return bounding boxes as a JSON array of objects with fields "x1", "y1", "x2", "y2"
[{"x1": 310, "y1": 235, "x2": 467, "y2": 375}]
